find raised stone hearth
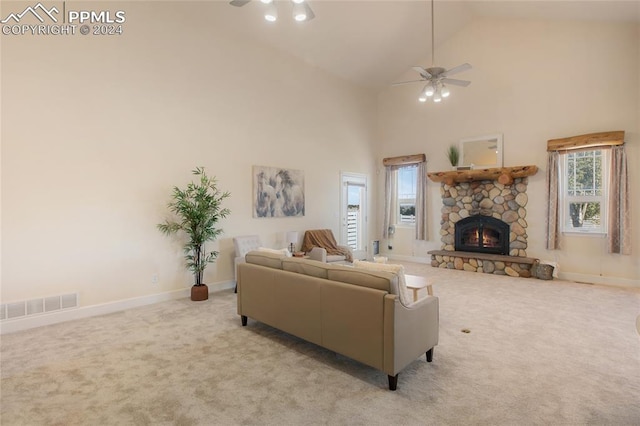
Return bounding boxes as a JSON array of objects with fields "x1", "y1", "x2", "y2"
[
  {"x1": 428, "y1": 167, "x2": 539, "y2": 278},
  {"x1": 427, "y1": 250, "x2": 538, "y2": 278}
]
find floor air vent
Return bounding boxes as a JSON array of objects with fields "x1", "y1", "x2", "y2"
[{"x1": 1, "y1": 293, "x2": 79, "y2": 320}]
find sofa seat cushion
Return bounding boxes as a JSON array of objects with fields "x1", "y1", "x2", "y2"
[
  {"x1": 282, "y1": 257, "x2": 332, "y2": 279},
  {"x1": 352, "y1": 260, "x2": 413, "y2": 307},
  {"x1": 245, "y1": 250, "x2": 285, "y2": 269}
]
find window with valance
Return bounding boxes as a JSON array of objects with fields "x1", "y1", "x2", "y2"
[
  {"x1": 382, "y1": 154, "x2": 428, "y2": 241},
  {"x1": 545, "y1": 131, "x2": 631, "y2": 254}
]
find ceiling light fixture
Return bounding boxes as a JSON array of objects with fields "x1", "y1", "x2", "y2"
[
  {"x1": 292, "y1": 3, "x2": 307, "y2": 21},
  {"x1": 392, "y1": 0, "x2": 471, "y2": 104},
  {"x1": 230, "y1": 0, "x2": 315, "y2": 23},
  {"x1": 424, "y1": 83, "x2": 435, "y2": 97}
]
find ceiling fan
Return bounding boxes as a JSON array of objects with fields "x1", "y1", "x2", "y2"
[
  {"x1": 393, "y1": 0, "x2": 471, "y2": 103},
  {"x1": 230, "y1": 0, "x2": 315, "y2": 23}
]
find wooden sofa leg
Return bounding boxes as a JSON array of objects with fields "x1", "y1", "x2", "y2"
[
  {"x1": 426, "y1": 348, "x2": 434, "y2": 362},
  {"x1": 388, "y1": 374, "x2": 398, "y2": 391},
  {"x1": 241, "y1": 315, "x2": 247, "y2": 326}
]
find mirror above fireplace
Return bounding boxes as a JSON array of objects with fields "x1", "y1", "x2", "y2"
[{"x1": 459, "y1": 134, "x2": 503, "y2": 169}]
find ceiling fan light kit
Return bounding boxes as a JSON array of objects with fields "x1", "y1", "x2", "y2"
[
  {"x1": 292, "y1": 3, "x2": 310, "y2": 21},
  {"x1": 393, "y1": 0, "x2": 471, "y2": 104},
  {"x1": 230, "y1": 0, "x2": 315, "y2": 23},
  {"x1": 424, "y1": 84, "x2": 435, "y2": 97},
  {"x1": 264, "y1": 2, "x2": 277, "y2": 21}
]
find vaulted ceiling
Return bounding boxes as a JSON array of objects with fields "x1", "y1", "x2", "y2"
[{"x1": 209, "y1": 1, "x2": 640, "y2": 88}]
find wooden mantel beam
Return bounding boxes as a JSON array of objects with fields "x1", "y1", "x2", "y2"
[
  {"x1": 427, "y1": 165, "x2": 538, "y2": 186},
  {"x1": 547, "y1": 131, "x2": 624, "y2": 152}
]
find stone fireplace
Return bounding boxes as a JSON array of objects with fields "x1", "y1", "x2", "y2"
[
  {"x1": 426, "y1": 166, "x2": 540, "y2": 278},
  {"x1": 439, "y1": 177, "x2": 530, "y2": 255}
]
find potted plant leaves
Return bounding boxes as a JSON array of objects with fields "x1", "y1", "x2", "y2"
[
  {"x1": 158, "y1": 167, "x2": 230, "y2": 301},
  {"x1": 447, "y1": 145, "x2": 460, "y2": 169}
]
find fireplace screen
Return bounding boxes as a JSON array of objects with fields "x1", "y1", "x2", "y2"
[{"x1": 454, "y1": 215, "x2": 510, "y2": 255}]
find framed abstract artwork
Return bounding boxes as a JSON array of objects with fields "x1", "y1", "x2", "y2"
[{"x1": 253, "y1": 166, "x2": 305, "y2": 218}]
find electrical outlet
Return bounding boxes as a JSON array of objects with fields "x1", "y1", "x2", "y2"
[{"x1": 151, "y1": 274, "x2": 159, "y2": 284}]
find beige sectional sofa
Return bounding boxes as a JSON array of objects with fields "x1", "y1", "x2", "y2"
[{"x1": 237, "y1": 250, "x2": 439, "y2": 390}]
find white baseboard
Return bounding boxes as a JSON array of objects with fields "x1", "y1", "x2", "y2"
[
  {"x1": 0, "y1": 280, "x2": 235, "y2": 335},
  {"x1": 384, "y1": 254, "x2": 431, "y2": 264},
  {"x1": 559, "y1": 272, "x2": 640, "y2": 289}
]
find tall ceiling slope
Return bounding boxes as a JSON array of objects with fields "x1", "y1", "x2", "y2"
[{"x1": 209, "y1": 1, "x2": 640, "y2": 88}]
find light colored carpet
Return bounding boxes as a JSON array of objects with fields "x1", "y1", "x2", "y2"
[{"x1": 2, "y1": 263, "x2": 639, "y2": 425}]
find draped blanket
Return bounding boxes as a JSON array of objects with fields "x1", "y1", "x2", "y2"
[{"x1": 301, "y1": 229, "x2": 353, "y2": 262}]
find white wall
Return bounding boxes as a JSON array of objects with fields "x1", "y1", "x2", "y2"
[
  {"x1": 1, "y1": 2, "x2": 378, "y2": 309},
  {"x1": 376, "y1": 18, "x2": 639, "y2": 285},
  {"x1": 2, "y1": 6, "x2": 638, "y2": 330}
]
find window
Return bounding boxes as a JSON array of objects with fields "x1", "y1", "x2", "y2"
[
  {"x1": 397, "y1": 165, "x2": 417, "y2": 225},
  {"x1": 559, "y1": 149, "x2": 609, "y2": 233}
]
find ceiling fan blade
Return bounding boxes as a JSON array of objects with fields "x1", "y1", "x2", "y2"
[
  {"x1": 392, "y1": 79, "x2": 425, "y2": 86},
  {"x1": 442, "y1": 78, "x2": 471, "y2": 87},
  {"x1": 230, "y1": 0, "x2": 251, "y2": 6},
  {"x1": 444, "y1": 63, "x2": 472, "y2": 77},
  {"x1": 412, "y1": 66, "x2": 432, "y2": 79}
]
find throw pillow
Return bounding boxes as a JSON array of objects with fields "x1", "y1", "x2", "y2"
[{"x1": 353, "y1": 260, "x2": 413, "y2": 306}]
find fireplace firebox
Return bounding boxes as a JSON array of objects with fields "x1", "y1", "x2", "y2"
[{"x1": 454, "y1": 215, "x2": 510, "y2": 255}]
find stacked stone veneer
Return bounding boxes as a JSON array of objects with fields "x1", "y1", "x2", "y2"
[{"x1": 431, "y1": 177, "x2": 536, "y2": 278}]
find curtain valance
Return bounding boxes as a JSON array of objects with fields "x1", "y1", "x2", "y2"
[{"x1": 547, "y1": 131, "x2": 624, "y2": 152}]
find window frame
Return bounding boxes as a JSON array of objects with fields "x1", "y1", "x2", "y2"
[
  {"x1": 395, "y1": 165, "x2": 417, "y2": 226},
  {"x1": 559, "y1": 148, "x2": 609, "y2": 235}
]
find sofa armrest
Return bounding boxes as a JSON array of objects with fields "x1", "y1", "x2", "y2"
[{"x1": 383, "y1": 294, "x2": 439, "y2": 375}]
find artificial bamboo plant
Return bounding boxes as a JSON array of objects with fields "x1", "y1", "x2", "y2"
[{"x1": 158, "y1": 167, "x2": 230, "y2": 287}]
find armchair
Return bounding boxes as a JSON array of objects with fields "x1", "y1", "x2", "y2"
[{"x1": 233, "y1": 235, "x2": 262, "y2": 291}]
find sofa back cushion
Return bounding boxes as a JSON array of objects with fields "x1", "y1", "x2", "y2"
[
  {"x1": 327, "y1": 266, "x2": 395, "y2": 293},
  {"x1": 245, "y1": 250, "x2": 284, "y2": 269},
  {"x1": 282, "y1": 257, "x2": 330, "y2": 279},
  {"x1": 258, "y1": 247, "x2": 291, "y2": 257},
  {"x1": 352, "y1": 260, "x2": 413, "y2": 307}
]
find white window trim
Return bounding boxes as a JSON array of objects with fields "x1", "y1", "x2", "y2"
[
  {"x1": 559, "y1": 149, "x2": 609, "y2": 235},
  {"x1": 395, "y1": 166, "x2": 417, "y2": 227}
]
